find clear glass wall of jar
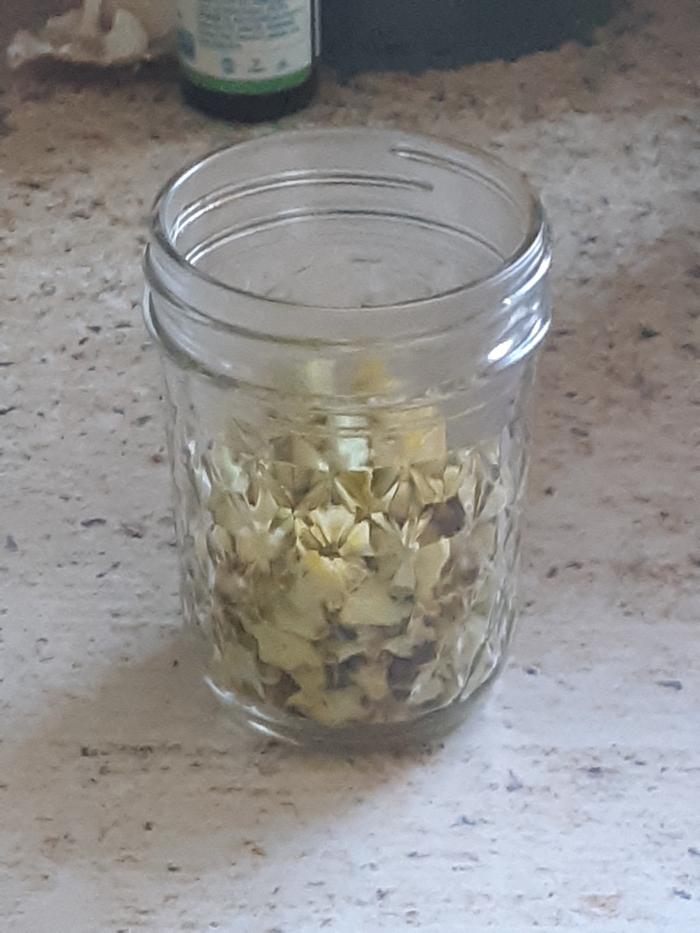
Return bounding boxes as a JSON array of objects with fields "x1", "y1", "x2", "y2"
[{"x1": 143, "y1": 129, "x2": 551, "y2": 749}]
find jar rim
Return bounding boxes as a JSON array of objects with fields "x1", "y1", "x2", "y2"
[{"x1": 147, "y1": 128, "x2": 550, "y2": 342}]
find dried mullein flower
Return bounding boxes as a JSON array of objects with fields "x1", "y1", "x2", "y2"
[{"x1": 185, "y1": 363, "x2": 512, "y2": 728}]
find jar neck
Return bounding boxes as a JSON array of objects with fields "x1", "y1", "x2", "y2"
[
  {"x1": 144, "y1": 130, "x2": 552, "y2": 402},
  {"x1": 145, "y1": 235, "x2": 550, "y2": 400}
]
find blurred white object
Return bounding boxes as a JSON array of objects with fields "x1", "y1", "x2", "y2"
[{"x1": 7, "y1": 0, "x2": 176, "y2": 69}]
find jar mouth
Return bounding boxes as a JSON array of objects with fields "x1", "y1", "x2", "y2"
[{"x1": 146, "y1": 128, "x2": 550, "y2": 343}]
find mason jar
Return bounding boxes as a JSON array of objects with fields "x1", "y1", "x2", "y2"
[{"x1": 143, "y1": 129, "x2": 551, "y2": 749}]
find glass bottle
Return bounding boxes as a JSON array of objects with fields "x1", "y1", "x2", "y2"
[
  {"x1": 177, "y1": 0, "x2": 319, "y2": 122},
  {"x1": 144, "y1": 129, "x2": 552, "y2": 749}
]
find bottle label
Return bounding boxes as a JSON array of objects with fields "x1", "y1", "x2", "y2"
[{"x1": 177, "y1": 0, "x2": 313, "y2": 95}]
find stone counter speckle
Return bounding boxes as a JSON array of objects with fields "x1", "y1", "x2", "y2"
[{"x1": 1, "y1": 1, "x2": 699, "y2": 930}]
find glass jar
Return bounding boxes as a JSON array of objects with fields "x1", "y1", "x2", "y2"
[{"x1": 143, "y1": 129, "x2": 551, "y2": 749}]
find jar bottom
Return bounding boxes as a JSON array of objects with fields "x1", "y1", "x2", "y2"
[
  {"x1": 217, "y1": 669, "x2": 501, "y2": 751},
  {"x1": 202, "y1": 609, "x2": 514, "y2": 752}
]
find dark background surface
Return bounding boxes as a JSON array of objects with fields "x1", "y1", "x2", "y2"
[
  {"x1": 2, "y1": 2, "x2": 620, "y2": 83},
  {"x1": 321, "y1": 0, "x2": 619, "y2": 76}
]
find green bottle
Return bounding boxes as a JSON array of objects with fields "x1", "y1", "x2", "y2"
[{"x1": 177, "y1": 0, "x2": 319, "y2": 123}]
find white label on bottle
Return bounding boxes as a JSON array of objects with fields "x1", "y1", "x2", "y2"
[{"x1": 177, "y1": 0, "x2": 313, "y2": 93}]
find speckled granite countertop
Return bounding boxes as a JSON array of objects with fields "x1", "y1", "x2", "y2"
[{"x1": 1, "y1": 1, "x2": 699, "y2": 930}]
